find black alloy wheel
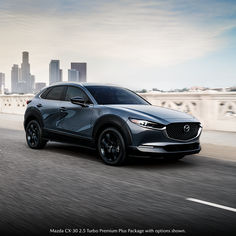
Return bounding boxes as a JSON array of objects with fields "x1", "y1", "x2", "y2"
[
  {"x1": 98, "y1": 128, "x2": 126, "y2": 166},
  {"x1": 26, "y1": 120, "x2": 47, "y2": 149}
]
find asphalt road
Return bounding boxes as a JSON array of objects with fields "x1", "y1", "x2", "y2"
[{"x1": 0, "y1": 128, "x2": 235, "y2": 236}]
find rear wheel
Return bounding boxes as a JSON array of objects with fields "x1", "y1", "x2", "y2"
[
  {"x1": 98, "y1": 128, "x2": 126, "y2": 166},
  {"x1": 26, "y1": 120, "x2": 47, "y2": 149}
]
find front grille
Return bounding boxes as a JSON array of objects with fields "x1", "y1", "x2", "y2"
[
  {"x1": 166, "y1": 122, "x2": 200, "y2": 141},
  {"x1": 164, "y1": 143, "x2": 200, "y2": 152}
]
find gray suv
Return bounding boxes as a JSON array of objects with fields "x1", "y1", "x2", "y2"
[{"x1": 24, "y1": 82, "x2": 201, "y2": 165}]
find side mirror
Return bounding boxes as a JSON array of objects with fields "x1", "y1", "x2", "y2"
[{"x1": 70, "y1": 96, "x2": 88, "y2": 107}]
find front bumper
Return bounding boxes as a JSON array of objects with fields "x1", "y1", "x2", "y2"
[
  {"x1": 131, "y1": 140, "x2": 200, "y2": 153},
  {"x1": 126, "y1": 119, "x2": 202, "y2": 157},
  {"x1": 128, "y1": 141, "x2": 201, "y2": 156}
]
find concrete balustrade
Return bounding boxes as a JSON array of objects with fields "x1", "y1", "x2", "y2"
[
  {"x1": 0, "y1": 94, "x2": 33, "y2": 115},
  {"x1": 0, "y1": 92, "x2": 236, "y2": 131},
  {"x1": 141, "y1": 92, "x2": 236, "y2": 132}
]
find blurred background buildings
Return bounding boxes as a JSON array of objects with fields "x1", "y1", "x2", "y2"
[
  {"x1": 49, "y1": 60, "x2": 62, "y2": 85},
  {"x1": 10, "y1": 52, "x2": 35, "y2": 94},
  {"x1": 0, "y1": 51, "x2": 87, "y2": 94},
  {"x1": 0, "y1": 72, "x2": 5, "y2": 94},
  {"x1": 70, "y1": 63, "x2": 87, "y2": 82}
]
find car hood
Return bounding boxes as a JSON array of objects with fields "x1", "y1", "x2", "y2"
[{"x1": 106, "y1": 105, "x2": 198, "y2": 123}]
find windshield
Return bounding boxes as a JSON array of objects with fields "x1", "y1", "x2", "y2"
[{"x1": 85, "y1": 86, "x2": 150, "y2": 105}]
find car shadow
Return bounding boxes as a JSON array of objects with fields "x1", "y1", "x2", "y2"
[
  {"x1": 43, "y1": 142, "x2": 98, "y2": 160},
  {"x1": 43, "y1": 142, "x2": 197, "y2": 170},
  {"x1": 125, "y1": 156, "x2": 196, "y2": 170}
]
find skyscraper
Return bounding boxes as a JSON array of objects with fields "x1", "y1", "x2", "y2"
[
  {"x1": 0, "y1": 72, "x2": 5, "y2": 94},
  {"x1": 21, "y1": 51, "x2": 31, "y2": 93},
  {"x1": 30, "y1": 75, "x2": 35, "y2": 93},
  {"x1": 49, "y1": 60, "x2": 62, "y2": 85},
  {"x1": 21, "y1": 52, "x2": 30, "y2": 81},
  {"x1": 68, "y1": 69, "x2": 79, "y2": 82},
  {"x1": 60, "y1": 69, "x2": 63, "y2": 82},
  {"x1": 0, "y1": 72, "x2": 5, "y2": 87},
  {"x1": 11, "y1": 64, "x2": 20, "y2": 93},
  {"x1": 71, "y1": 63, "x2": 87, "y2": 82},
  {"x1": 10, "y1": 52, "x2": 35, "y2": 94}
]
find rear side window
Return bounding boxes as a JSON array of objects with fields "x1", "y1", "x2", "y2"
[
  {"x1": 65, "y1": 86, "x2": 91, "y2": 103},
  {"x1": 44, "y1": 86, "x2": 64, "y2": 100},
  {"x1": 40, "y1": 88, "x2": 51, "y2": 99}
]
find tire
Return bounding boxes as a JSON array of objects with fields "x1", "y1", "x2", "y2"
[
  {"x1": 97, "y1": 127, "x2": 126, "y2": 166},
  {"x1": 26, "y1": 120, "x2": 47, "y2": 149},
  {"x1": 164, "y1": 154, "x2": 185, "y2": 161}
]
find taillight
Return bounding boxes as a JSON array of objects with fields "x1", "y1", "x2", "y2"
[{"x1": 26, "y1": 100, "x2": 32, "y2": 104}]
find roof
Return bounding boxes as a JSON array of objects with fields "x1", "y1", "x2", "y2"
[{"x1": 48, "y1": 82, "x2": 122, "y2": 87}]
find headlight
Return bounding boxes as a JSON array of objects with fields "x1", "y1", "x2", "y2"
[{"x1": 129, "y1": 118, "x2": 165, "y2": 130}]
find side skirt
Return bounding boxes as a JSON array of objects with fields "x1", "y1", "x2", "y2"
[{"x1": 43, "y1": 128, "x2": 96, "y2": 150}]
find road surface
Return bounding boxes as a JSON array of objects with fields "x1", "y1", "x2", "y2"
[{"x1": 0, "y1": 127, "x2": 235, "y2": 235}]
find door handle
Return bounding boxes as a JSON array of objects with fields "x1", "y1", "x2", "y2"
[
  {"x1": 37, "y1": 103, "x2": 42, "y2": 108},
  {"x1": 60, "y1": 107, "x2": 67, "y2": 112}
]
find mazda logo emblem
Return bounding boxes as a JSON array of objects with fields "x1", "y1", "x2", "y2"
[{"x1": 184, "y1": 124, "x2": 190, "y2": 133}]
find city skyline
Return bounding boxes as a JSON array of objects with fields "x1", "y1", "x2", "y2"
[
  {"x1": 1, "y1": 49, "x2": 235, "y2": 93},
  {"x1": 2, "y1": 51, "x2": 88, "y2": 93},
  {"x1": 0, "y1": 0, "x2": 236, "y2": 91}
]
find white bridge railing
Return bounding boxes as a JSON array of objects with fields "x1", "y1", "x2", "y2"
[
  {"x1": 0, "y1": 95, "x2": 33, "y2": 115},
  {"x1": 141, "y1": 92, "x2": 236, "y2": 132},
  {"x1": 0, "y1": 92, "x2": 236, "y2": 132}
]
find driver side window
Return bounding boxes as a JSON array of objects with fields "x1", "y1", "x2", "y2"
[{"x1": 65, "y1": 86, "x2": 91, "y2": 104}]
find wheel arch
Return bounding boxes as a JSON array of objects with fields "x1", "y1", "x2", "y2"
[
  {"x1": 24, "y1": 108, "x2": 44, "y2": 130},
  {"x1": 93, "y1": 115, "x2": 132, "y2": 147}
]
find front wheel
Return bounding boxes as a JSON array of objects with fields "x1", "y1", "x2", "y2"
[
  {"x1": 26, "y1": 120, "x2": 47, "y2": 149},
  {"x1": 97, "y1": 128, "x2": 126, "y2": 166}
]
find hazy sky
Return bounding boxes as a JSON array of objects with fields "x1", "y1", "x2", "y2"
[{"x1": 0, "y1": 0, "x2": 236, "y2": 90}]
